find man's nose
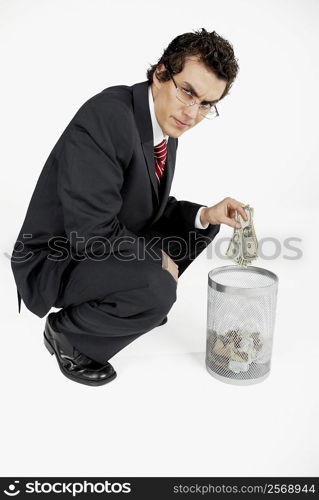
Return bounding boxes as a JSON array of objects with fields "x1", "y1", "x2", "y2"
[{"x1": 181, "y1": 104, "x2": 200, "y2": 122}]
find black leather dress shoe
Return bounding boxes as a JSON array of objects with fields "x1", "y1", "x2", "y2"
[
  {"x1": 44, "y1": 313, "x2": 117, "y2": 386},
  {"x1": 159, "y1": 316, "x2": 168, "y2": 326}
]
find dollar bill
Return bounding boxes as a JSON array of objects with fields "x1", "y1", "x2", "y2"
[{"x1": 226, "y1": 204, "x2": 258, "y2": 267}]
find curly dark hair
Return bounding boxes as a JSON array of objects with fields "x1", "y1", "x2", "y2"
[{"x1": 146, "y1": 28, "x2": 239, "y2": 100}]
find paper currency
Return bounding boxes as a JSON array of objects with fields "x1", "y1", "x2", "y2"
[
  {"x1": 208, "y1": 329, "x2": 268, "y2": 374},
  {"x1": 226, "y1": 204, "x2": 258, "y2": 267}
]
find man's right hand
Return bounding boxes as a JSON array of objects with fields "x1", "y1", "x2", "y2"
[{"x1": 161, "y1": 250, "x2": 179, "y2": 283}]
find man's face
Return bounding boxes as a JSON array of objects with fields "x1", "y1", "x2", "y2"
[{"x1": 151, "y1": 57, "x2": 227, "y2": 138}]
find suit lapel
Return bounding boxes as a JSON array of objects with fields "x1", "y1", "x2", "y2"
[
  {"x1": 132, "y1": 81, "x2": 160, "y2": 203},
  {"x1": 141, "y1": 139, "x2": 160, "y2": 203},
  {"x1": 132, "y1": 80, "x2": 177, "y2": 205}
]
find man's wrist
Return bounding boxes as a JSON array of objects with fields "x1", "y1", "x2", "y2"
[
  {"x1": 194, "y1": 206, "x2": 209, "y2": 229},
  {"x1": 200, "y1": 206, "x2": 209, "y2": 226}
]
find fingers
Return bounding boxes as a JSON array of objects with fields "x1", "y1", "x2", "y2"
[
  {"x1": 238, "y1": 205, "x2": 248, "y2": 221},
  {"x1": 171, "y1": 266, "x2": 179, "y2": 282},
  {"x1": 226, "y1": 197, "x2": 248, "y2": 221},
  {"x1": 162, "y1": 251, "x2": 179, "y2": 282},
  {"x1": 224, "y1": 217, "x2": 241, "y2": 229},
  {"x1": 161, "y1": 249, "x2": 168, "y2": 269},
  {"x1": 167, "y1": 261, "x2": 179, "y2": 282}
]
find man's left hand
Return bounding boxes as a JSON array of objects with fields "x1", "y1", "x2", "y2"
[{"x1": 200, "y1": 197, "x2": 249, "y2": 229}]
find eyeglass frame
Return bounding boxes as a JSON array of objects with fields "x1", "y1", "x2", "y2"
[{"x1": 166, "y1": 69, "x2": 220, "y2": 119}]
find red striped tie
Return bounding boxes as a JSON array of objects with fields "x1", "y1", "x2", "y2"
[{"x1": 154, "y1": 138, "x2": 167, "y2": 183}]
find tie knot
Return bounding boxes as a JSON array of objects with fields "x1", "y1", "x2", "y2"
[{"x1": 154, "y1": 138, "x2": 167, "y2": 153}]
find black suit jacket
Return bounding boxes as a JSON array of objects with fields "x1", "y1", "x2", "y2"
[{"x1": 11, "y1": 80, "x2": 220, "y2": 318}]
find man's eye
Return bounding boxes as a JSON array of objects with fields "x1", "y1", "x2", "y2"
[
  {"x1": 200, "y1": 103, "x2": 213, "y2": 109},
  {"x1": 182, "y1": 87, "x2": 192, "y2": 96}
]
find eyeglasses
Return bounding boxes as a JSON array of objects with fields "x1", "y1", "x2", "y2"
[{"x1": 168, "y1": 71, "x2": 219, "y2": 120}]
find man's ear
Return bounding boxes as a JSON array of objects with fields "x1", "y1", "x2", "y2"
[
  {"x1": 155, "y1": 63, "x2": 166, "y2": 80},
  {"x1": 153, "y1": 64, "x2": 166, "y2": 89}
]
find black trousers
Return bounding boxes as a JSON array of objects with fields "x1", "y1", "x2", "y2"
[{"x1": 52, "y1": 230, "x2": 213, "y2": 364}]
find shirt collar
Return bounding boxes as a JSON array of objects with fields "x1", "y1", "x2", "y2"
[{"x1": 148, "y1": 84, "x2": 169, "y2": 147}]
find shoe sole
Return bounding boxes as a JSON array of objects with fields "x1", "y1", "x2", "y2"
[{"x1": 43, "y1": 332, "x2": 117, "y2": 387}]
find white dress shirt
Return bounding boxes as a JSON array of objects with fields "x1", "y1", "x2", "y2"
[{"x1": 148, "y1": 85, "x2": 209, "y2": 230}]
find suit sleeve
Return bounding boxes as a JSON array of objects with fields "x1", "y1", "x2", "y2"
[
  {"x1": 151, "y1": 195, "x2": 221, "y2": 239},
  {"x1": 56, "y1": 98, "x2": 162, "y2": 264}
]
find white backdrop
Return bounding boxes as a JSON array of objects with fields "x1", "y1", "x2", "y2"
[{"x1": 1, "y1": 0, "x2": 318, "y2": 477}]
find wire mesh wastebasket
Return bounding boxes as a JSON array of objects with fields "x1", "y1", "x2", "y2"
[{"x1": 206, "y1": 266, "x2": 278, "y2": 385}]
